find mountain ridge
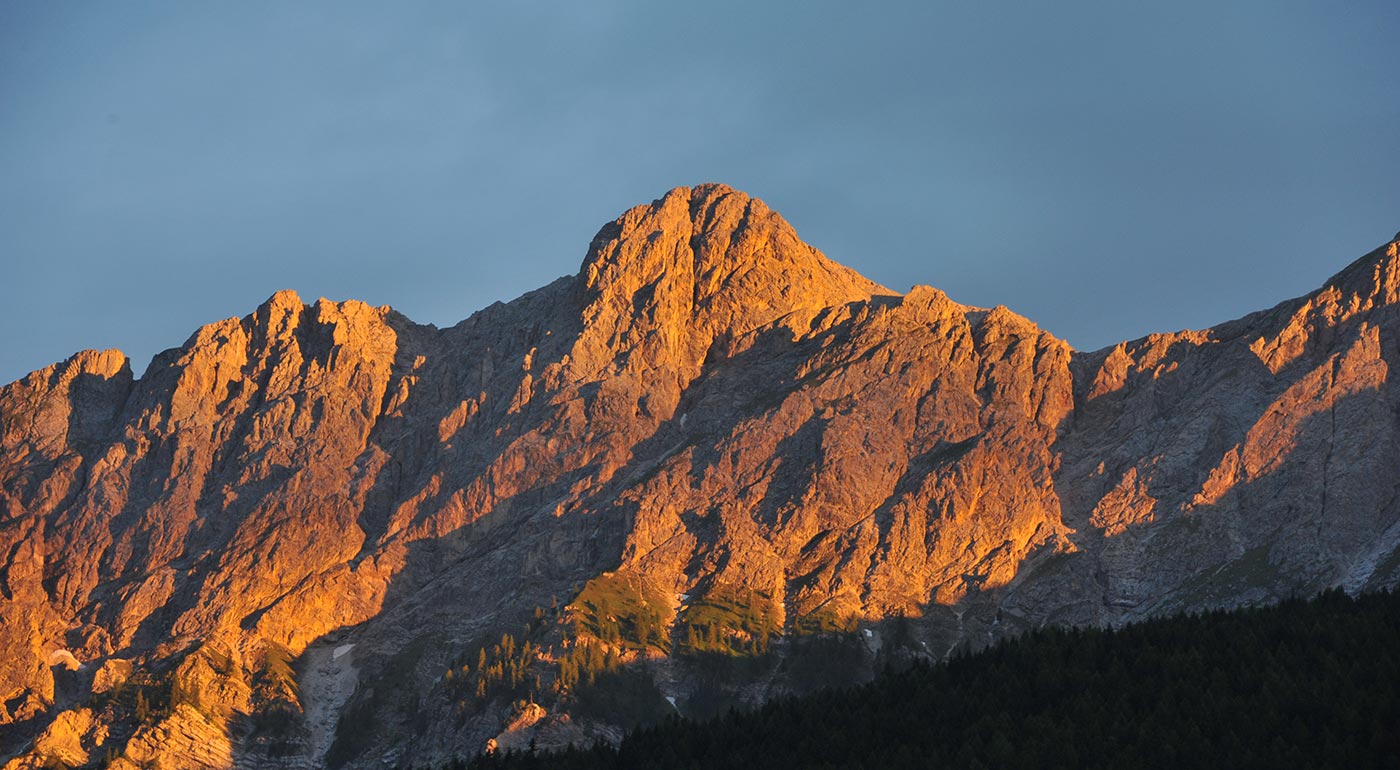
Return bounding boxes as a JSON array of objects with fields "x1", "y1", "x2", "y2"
[{"x1": 2, "y1": 185, "x2": 1399, "y2": 768}]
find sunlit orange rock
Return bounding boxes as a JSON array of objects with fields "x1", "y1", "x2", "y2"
[{"x1": 0, "y1": 188, "x2": 1397, "y2": 767}]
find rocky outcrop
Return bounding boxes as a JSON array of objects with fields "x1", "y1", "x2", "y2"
[
  {"x1": 1052, "y1": 235, "x2": 1400, "y2": 627},
  {"x1": 1, "y1": 708, "x2": 108, "y2": 770},
  {"x1": 1, "y1": 185, "x2": 1397, "y2": 767},
  {"x1": 113, "y1": 704, "x2": 233, "y2": 770}
]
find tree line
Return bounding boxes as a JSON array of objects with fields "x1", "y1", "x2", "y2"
[{"x1": 446, "y1": 589, "x2": 1400, "y2": 770}]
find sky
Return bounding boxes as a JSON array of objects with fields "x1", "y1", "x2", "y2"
[{"x1": 2, "y1": 2, "x2": 1398, "y2": 385}]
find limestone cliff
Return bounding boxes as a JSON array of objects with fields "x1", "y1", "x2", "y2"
[{"x1": 1, "y1": 185, "x2": 1397, "y2": 767}]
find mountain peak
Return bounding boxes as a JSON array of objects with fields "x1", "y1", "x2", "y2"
[
  {"x1": 570, "y1": 184, "x2": 893, "y2": 375},
  {"x1": 581, "y1": 183, "x2": 886, "y2": 294}
]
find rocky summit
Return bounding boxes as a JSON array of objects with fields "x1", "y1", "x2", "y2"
[{"x1": 2, "y1": 184, "x2": 1399, "y2": 768}]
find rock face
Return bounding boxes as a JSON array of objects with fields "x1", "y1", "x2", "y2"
[{"x1": 1, "y1": 184, "x2": 1398, "y2": 767}]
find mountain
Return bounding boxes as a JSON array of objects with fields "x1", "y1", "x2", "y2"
[{"x1": 1, "y1": 183, "x2": 1398, "y2": 768}]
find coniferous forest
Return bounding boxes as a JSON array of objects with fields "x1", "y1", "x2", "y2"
[{"x1": 452, "y1": 590, "x2": 1400, "y2": 770}]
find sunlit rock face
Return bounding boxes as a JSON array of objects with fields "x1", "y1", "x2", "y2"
[{"x1": 2, "y1": 185, "x2": 1398, "y2": 767}]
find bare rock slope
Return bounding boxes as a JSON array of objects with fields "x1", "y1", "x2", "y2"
[{"x1": 2, "y1": 185, "x2": 1399, "y2": 767}]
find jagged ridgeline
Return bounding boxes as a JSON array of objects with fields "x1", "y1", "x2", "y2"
[
  {"x1": 2, "y1": 185, "x2": 1400, "y2": 768},
  {"x1": 457, "y1": 590, "x2": 1400, "y2": 770}
]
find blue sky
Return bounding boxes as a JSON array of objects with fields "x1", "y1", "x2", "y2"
[{"x1": 2, "y1": 2, "x2": 1397, "y2": 384}]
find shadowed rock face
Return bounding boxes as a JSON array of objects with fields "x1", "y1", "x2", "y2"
[{"x1": 1, "y1": 184, "x2": 1397, "y2": 767}]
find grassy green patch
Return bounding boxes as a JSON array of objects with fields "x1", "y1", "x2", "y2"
[
  {"x1": 791, "y1": 604, "x2": 858, "y2": 637},
  {"x1": 446, "y1": 632, "x2": 542, "y2": 704},
  {"x1": 680, "y1": 585, "x2": 779, "y2": 657},
  {"x1": 570, "y1": 573, "x2": 671, "y2": 653}
]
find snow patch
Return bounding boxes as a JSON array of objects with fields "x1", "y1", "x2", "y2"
[
  {"x1": 303, "y1": 642, "x2": 359, "y2": 763},
  {"x1": 47, "y1": 649, "x2": 81, "y2": 671}
]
